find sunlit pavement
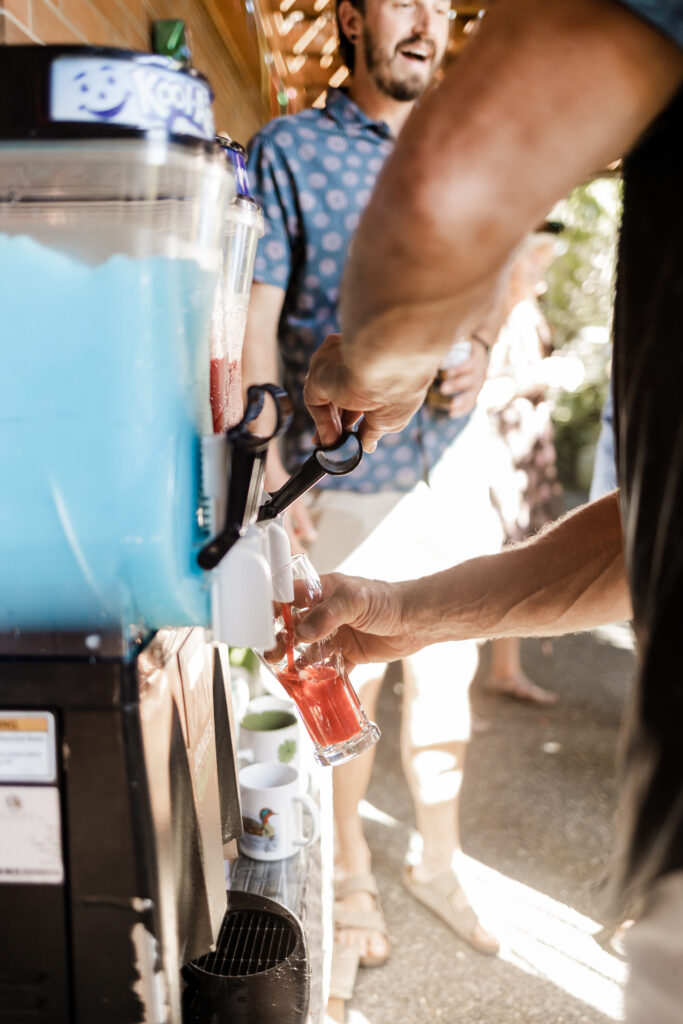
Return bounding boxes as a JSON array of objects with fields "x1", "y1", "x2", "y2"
[{"x1": 344, "y1": 623, "x2": 636, "y2": 1023}]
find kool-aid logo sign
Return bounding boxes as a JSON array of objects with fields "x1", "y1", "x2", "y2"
[
  {"x1": 131, "y1": 65, "x2": 213, "y2": 137},
  {"x1": 50, "y1": 56, "x2": 215, "y2": 140}
]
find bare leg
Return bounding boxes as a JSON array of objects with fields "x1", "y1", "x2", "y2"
[
  {"x1": 333, "y1": 669, "x2": 391, "y2": 965},
  {"x1": 305, "y1": 492, "x2": 403, "y2": 966},
  {"x1": 486, "y1": 636, "x2": 559, "y2": 705},
  {"x1": 401, "y1": 641, "x2": 499, "y2": 954}
]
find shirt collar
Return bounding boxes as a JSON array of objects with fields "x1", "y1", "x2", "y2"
[{"x1": 324, "y1": 88, "x2": 393, "y2": 139}]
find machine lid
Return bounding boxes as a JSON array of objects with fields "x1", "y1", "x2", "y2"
[{"x1": 0, "y1": 45, "x2": 217, "y2": 146}]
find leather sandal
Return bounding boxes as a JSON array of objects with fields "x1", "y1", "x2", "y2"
[
  {"x1": 333, "y1": 872, "x2": 391, "y2": 968},
  {"x1": 403, "y1": 867, "x2": 500, "y2": 955}
]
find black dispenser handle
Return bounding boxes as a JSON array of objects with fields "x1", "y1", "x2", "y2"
[
  {"x1": 257, "y1": 431, "x2": 363, "y2": 522},
  {"x1": 197, "y1": 384, "x2": 293, "y2": 571}
]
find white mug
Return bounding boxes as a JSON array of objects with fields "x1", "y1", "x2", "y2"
[
  {"x1": 238, "y1": 707, "x2": 300, "y2": 768},
  {"x1": 238, "y1": 761, "x2": 320, "y2": 861},
  {"x1": 245, "y1": 696, "x2": 311, "y2": 789}
]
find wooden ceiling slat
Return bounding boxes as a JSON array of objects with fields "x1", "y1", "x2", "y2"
[
  {"x1": 266, "y1": 0, "x2": 334, "y2": 16},
  {"x1": 279, "y1": 17, "x2": 335, "y2": 52},
  {"x1": 283, "y1": 58, "x2": 344, "y2": 87},
  {"x1": 265, "y1": 0, "x2": 483, "y2": 12}
]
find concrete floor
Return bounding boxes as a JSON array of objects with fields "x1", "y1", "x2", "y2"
[{"x1": 345, "y1": 625, "x2": 637, "y2": 1024}]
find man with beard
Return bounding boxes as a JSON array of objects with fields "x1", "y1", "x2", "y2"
[{"x1": 242, "y1": 0, "x2": 499, "y2": 977}]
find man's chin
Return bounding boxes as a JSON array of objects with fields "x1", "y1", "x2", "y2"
[{"x1": 380, "y1": 71, "x2": 430, "y2": 102}]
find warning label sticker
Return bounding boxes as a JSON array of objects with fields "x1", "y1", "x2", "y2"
[
  {"x1": 0, "y1": 786, "x2": 64, "y2": 884},
  {"x1": 0, "y1": 711, "x2": 57, "y2": 783}
]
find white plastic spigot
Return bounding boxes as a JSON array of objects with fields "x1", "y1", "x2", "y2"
[
  {"x1": 201, "y1": 435, "x2": 275, "y2": 650},
  {"x1": 265, "y1": 517, "x2": 294, "y2": 604},
  {"x1": 211, "y1": 527, "x2": 275, "y2": 649}
]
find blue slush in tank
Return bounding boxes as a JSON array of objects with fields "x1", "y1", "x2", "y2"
[{"x1": 0, "y1": 47, "x2": 235, "y2": 644}]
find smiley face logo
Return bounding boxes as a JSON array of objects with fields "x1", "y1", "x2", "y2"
[{"x1": 74, "y1": 64, "x2": 131, "y2": 120}]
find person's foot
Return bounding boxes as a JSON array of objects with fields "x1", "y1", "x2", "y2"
[
  {"x1": 594, "y1": 918, "x2": 634, "y2": 959},
  {"x1": 485, "y1": 671, "x2": 559, "y2": 705},
  {"x1": 404, "y1": 864, "x2": 500, "y2": 955},
  {"x1": 334, "y1": 873, "x2": 391, "y2": 967}
]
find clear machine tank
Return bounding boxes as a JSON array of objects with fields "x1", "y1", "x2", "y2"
[
  {"x1": 0, "y1": 46, "x2": 306, "y2": 1024},
  {"x1": 0, "y1": 46, "x2": 233, "y2": 642}
]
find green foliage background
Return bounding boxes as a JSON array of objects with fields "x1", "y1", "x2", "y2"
[{"x1": 541, "y1": 177, "x2": 621, "y2": 490}]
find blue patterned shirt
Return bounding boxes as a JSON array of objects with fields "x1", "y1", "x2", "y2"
[{"x1": 247, "y1": 88, "x2": 469, "y2": 494}]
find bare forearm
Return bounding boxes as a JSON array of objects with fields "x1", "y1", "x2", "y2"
[
  {"x1": 297, "y1": 494, "x2": 630, "y2": 665},
  {"x1": 339, "y1": 0, "x2": 683, "y2": 381},
  {"x1": 242, "y1": 285, "x2": 282, "y2": 391},
  {"x1": 403, "y1": 492, "x2": 631, "y2": 643}
]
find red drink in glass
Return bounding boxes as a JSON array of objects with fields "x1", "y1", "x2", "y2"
[
  {"x1": 276, "y1": 664, "x2": 367, "y2": 749},
  {"x1": 258, "y1": 555, "x2": 380, "y2": 767}
]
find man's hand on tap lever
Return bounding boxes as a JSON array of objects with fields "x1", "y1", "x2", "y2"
[{"x1": 304, "y1": 333, "x2": 436, "y2": 454}]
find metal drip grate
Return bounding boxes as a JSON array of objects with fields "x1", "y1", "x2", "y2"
[{"x1": 192, "y1": 909, "x2": 298, "y2": 978}]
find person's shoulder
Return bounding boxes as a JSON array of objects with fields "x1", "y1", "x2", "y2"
[{"x1": 251, "y1": 108, "x2": 326, "y2": 147}]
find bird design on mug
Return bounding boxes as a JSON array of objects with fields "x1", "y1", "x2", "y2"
[{"x1": 242, "y1": 807, "x2": 278, "y2": 840}]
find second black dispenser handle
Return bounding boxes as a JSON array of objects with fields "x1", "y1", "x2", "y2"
[{"x1": 257, "y1": 431, "x2": 363, "y2": 522}]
